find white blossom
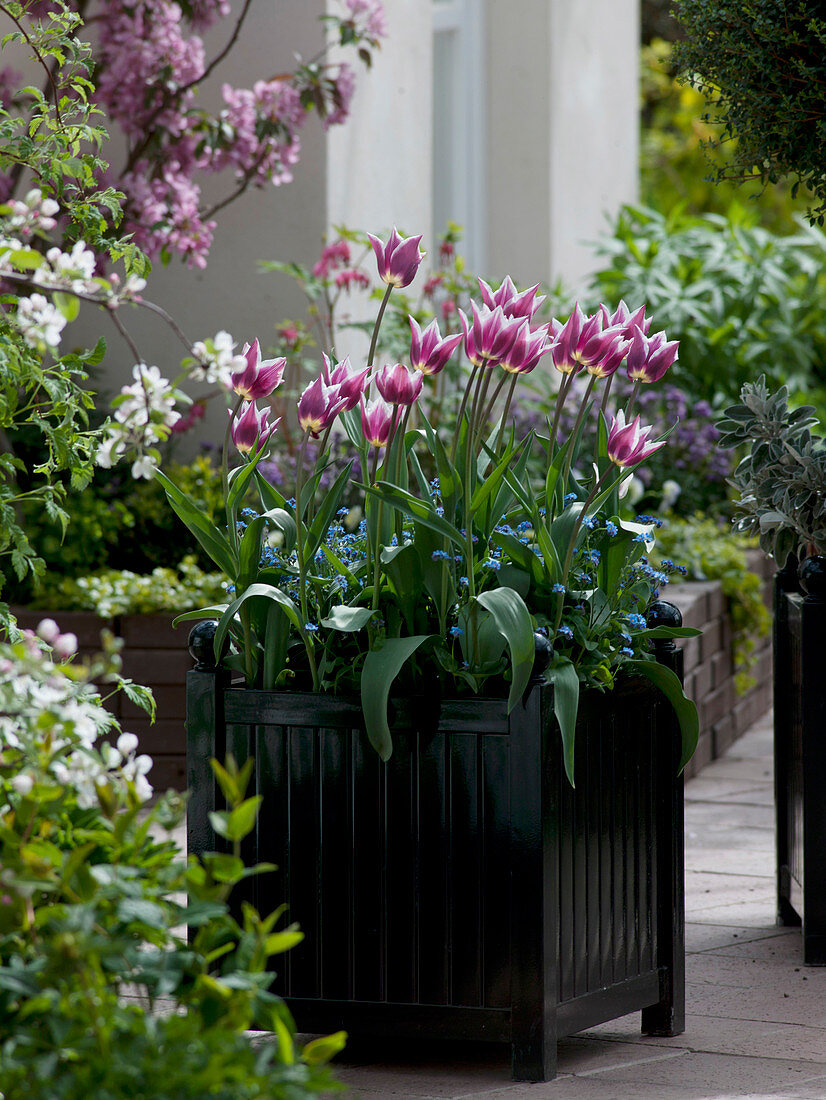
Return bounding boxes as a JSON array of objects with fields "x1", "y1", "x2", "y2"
[
  {"x1": 190, "y1": 330, "x2": 246, "y2": 385},
  {"x1": 10, "y1": 773, "x2": 34, "y2": 797},
  {"x1": 15, "y1": 293, "x2": 67, "y2": 348}
]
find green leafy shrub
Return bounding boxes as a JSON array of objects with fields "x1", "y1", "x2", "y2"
[
  {"x1": 640, "y1": 39, "x2": 808, "y2": 233},
  {"x1": 0, "y1": 623, "x2": 342, "y2": 1097},
  {"x1": 673, "y1": 0, "x2": 826, "y2": 225},
  {"x1": 589, "y1": 205, "x2": 826, "y2": 405},
  {"x1": 652, "y1": 516, "x2": 770, "y2": 693},
  {"x1": 30, "y1": 556, "x2": 228, "y2": 617},
  {"x1": 716, "y1": 376, "x2": 826, "y2": 561},
  {"x1": 4, "y1": 455, "x2": 227, "y2": 605}
]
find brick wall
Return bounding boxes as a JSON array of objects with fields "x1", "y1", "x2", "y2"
[
  {"x1": 666, "y1": 549, "x2": 775, "y2": 779},
  {"x1": 14, "y1": 555, "x2": 776, "y2": 789}
]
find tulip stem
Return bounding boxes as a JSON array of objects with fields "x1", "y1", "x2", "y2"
[
  {"x1": 367, "y1": 283, "x2": 394, "y2": 369},
  {"x1": 451, "y1": 363, "x2": 480, "y2": 463},
  {"x1": 561, "y1": 374, "x2": 597, "y2": 492},
  {"x1": 222, "y1": 394, "x2": 245, "y2": 503},
  {"x1": 294, "y1": 428, "x2": 320, "y2": 690},
  {"x1": 553, "y1": 465, "x2": 616, "y2": 634},
  {"x1": 493, "y1": 373, "x2": 518, "y2": 454},
  {"x1": 594, "y1": 374, "x2": 615, "y2": 463},
  {"x1": 549, "y1": 372, "x2": 573, "y2": 458},
  {"x1": 624, "y1": 379, "x2": 641, "y2": 420}
]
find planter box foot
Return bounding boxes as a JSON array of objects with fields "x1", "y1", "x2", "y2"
[{"x1": 511, "y1": 1037, "x2": 557, "y2": 1083}]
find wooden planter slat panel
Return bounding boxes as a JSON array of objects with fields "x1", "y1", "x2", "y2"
[{"x1": 187, "y1": 668, "x2": 685, "y2": 1081}]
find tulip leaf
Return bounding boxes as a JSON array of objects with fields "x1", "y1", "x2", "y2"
[
  {"x1": 262, "y1": 603, "x2": 290, "y2": 688},
  {"x1": 172, "y1": 604, "x2": 229, "y2": 627},
  {"x1": 548, "y1": 658, "x2": 580, "y2": 786},
  {"x1": 475, "y1": 588, "x2": 535, "y2": 712},
  {"x1": 255, "y1": 470, "x2": 290, "y2": 513},
  {"x1": 370, "y1": 482, "x2": 465, "y2": 548},
  {"x1": 238, "y1": 516, "x2": 266, "y2": 590},
  {"x1": 261, "y1": 507, "x2": 297, "y2": 555},
  {"x1": 154, "y1": 469, "x2": 237, "y2": 577},
  {"x1": 214, "y1": 583, "x2": 304, "y2": 665},
  {"x1": 624, "y1": 658, "x2": 699, "y2": 774},
  {"x1": 320, "y1": 605, "x2": 375, "y2": 632},
  {"x1": 490, "y1": 530, "x2": 545, "y2": 587},
  {"x1": 360, "y1": 635, "x2": 433, "y2": 760},
  {"x1": 227, "y1": 442, "x2": 268, "y2": 521},
  {"x1": 306, "y1": 460, "x2": 354, "y2": 560}
]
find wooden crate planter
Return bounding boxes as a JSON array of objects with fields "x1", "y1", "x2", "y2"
[
  {"x1": 773, "y1": 557, "x2": 826, "y2": 965},
  {"x1": 186, "y1": 636, "x2": 686, "y2": 1082}
]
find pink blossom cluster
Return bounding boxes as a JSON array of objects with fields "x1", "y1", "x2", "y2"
[
  {"x1": 1, "y1": 1, "x2": 387, "y2": 268},
  {"x1": 208, "y1": 80, "x2": 304, "y2": 185}
]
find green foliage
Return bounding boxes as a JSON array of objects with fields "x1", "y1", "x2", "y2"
[
  {"x1": 0, "y1": 630, "x2": 342, "y2": 1097},
  {"x1": 640, "y1": 39, "x2": 808, "y2": 233},
  {"x1": 672, "y1": 0, "x2": 826, "y2": 225},
  {"x1": 4, "y1": 455, "x2": 228, "y2": 603},
  {"x1": 0, "y1": 4, "x2": 150, "y2": 602},
  {"x1": 716, "y1": 376, "x2": 826, "y2": 561},
  {"x1": 32, "y1": 555, "x2": 227, "y2": 617},
  {"x1": 589, "y1": 205, "x2": 826, "y2": 404},
  {"x1": 0, "y1": 327, "x2": 102, "y2": 594},
  {"x1": 652, "y1": 515, "x2": 770, "y2": 693}
]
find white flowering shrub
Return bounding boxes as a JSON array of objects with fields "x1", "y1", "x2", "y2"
[
  {"x1": 46, "y1": 556, "x2": 228, "y2": 618},
  {"x1": 0, "y1": 619, "x2": 344, "y2": 1095}
]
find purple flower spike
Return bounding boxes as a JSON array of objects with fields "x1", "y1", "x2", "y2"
[
  {"x1": 606, "y1": 410, "x2": 665, "y2": 467},
  {"x1": 409, "y1": 316, "x2": 463, "y2": 376},
  {"x1": 321, "y1": 353, "x2": 370, "y2": 411},
  {"x1": 499, "y1": 321, "x2": 551, "y2": 375},
  {"x1": 231, "y1": 339, "x2": 287, "y2": 401},
  {"x1": 229, "y1": 401, "x2": 280, "y2": 454},
  {"x1": 367, "y1": 227, "x2": 425, "y2": 288},
  {"x1": 375, "y1": 362, "x2": 424, "y2": 406},
  {"x1": 625, "y1": 326, "x2": 679, "y2": 383},
  {"x1": 360, "y1": 395, "x2": 398, "y2": 447},
  {"x1": 297, "y1": 375, "x2": 346, "y2": 437}
]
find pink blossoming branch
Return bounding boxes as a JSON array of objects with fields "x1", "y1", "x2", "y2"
[{"x1": 0, "y1": 0, "x2": 387, "y2": 268}]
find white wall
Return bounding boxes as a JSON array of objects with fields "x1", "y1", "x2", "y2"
[{"x1": 480, "y1": 0, "x2": 639, "y2": 294}]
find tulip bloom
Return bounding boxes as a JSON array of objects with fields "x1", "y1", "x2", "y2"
[
  {"x1": 549, "y1": 303, "x2": 603, "y2": 375},
  {"x1": 581, "y1": 325, "x2": 630, "y2": 378},
  {"x1": 606, "y1": 410, "x2": 665, "y2": 467},
  {"x1": 360, "y1": 396, "x2": 398, "y2": 447},
  {"x1": 367, "y1": 227, "x2": 425, "y2": 288},
  {"x1": 601, "y1": 300, "x2": 651, "y2": 338},
  {"x1": 459, "y1": 302, "x2": 525, "y2": 368},
  {"x1": 478, "y1": 276, "x2": 545, "y2": 321},
  {"x1": 409, "y1": 316, "x2": 463, "y2": 376},
  {"x1": 321, "y1": 353, "x2": 370, "y2": 411},
  {"x1": 231, "y1": 339, "x2": 286, "y2": 401},
  {"x1": 625, "y1": 326, "x2": 679, "y2": 383},
  {"x1": 229, "y1": 401, "x2": 280, "y2": 454},
  {"x1": 297, "y1": 376, "x2": 346, "y2": 436},
  {"x1": 375, "y1": 362, "x2": 424, "y2": 406},
  {"x1": 498, "y1": 321, "x2": 551, "y2": 375}
]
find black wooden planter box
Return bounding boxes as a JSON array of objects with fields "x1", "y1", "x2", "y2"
[
  {"x1": 186, "y1": 652, "x2": 686, "y2": 1081},
  {"x1": 774, "y1": 559, "x2": 826, "y2": 965}
]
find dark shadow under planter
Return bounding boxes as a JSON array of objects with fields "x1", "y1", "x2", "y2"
[
  {"x1": 774, "y1": 555, "x2": 826, "y2": 965},
  {"x1": 186, "y1": 655, "x2": 686, "y2": 1082}
]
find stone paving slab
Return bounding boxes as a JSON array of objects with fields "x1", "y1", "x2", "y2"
[{"x1": 325, "y1": 709, "x2": 826, "y2": 1098}]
